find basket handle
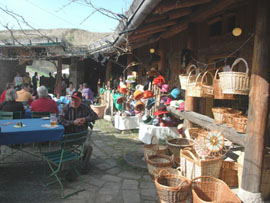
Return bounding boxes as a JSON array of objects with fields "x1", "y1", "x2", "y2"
[
  {"x1": 182, "y1": 149, "x2": 199, "y2": 162},
  {"x1": 200, "y1": 71, "x2": 213, "y2": 86},
  {"x1": 176, "y1": 166, "x2": 183, "y2": 176},
  {"x1": 158, "y1": 169, "x2": 170, "y2": 177},
  {"x1": 177, "y1": 179, "x2": 190, "y2": 190},
  {"x1": 186, "y1": 64, "x2": 197, "y2": 74},
  {"x1": 231, "y1": 57, "x2": 249, "y2": 74},
  {"x1": 187, "y1": 68, "x2": 197, "y2": 83},
  {"x1": 214, "y1": 67, "x2": 224, "y2": 80},
  {"x1": 191, "y1": 176, "x2": 220, "y2": 183},
  {"x1": 150, "y1": 136, "x2": 159, "y2": 151}
]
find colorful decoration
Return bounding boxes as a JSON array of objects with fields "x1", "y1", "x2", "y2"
[
  {"x1": 205, "y1": 131, "x2": 224, "y2": 153},
  {"x1": 194, "y1": 136, "x2": 210, "y2": 159}
]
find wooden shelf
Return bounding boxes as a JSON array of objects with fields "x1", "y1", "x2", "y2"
[{"x1": 167, "y1": 106, "x2": 247, "y2": 147}]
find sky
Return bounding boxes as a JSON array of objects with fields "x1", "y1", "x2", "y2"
[{"x1": 0, "y1": 0, "x2": 133, "y2": 32}]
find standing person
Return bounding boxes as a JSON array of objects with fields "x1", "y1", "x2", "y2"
[
  {"x1": 31, "y1": 86, "x2": 58, "y2": 114},
  {"x1": 23, "y1": 72, "x2": 31, "y2": 86},
  {"x1": 32, "y1": 72, "x2": 39, "y2": 95},
  {"x1": 14, "y1": 72, "x2": 23, "y2": 89},
  {"x1": 66, "y1": 82, "x2": 76, "y2": 97},
  {"x1": 58, "y1": 91, "x2": 98, "y2": 175},
  {"x1": 16, "y1": 83, "x2": 34, "y2": 105},
  {"x1": 1, "y1": 83, "x2": 14, "y2": 103},
  {"x1": 82, "y1": 83, "x2": 94, "y2": 102},
  {"x1": 78, "y1": 83, "x2": 83, "y2": 93}
]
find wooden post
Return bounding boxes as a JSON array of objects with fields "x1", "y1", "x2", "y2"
[
  {"x1": 105, "y1": 61, "x2": 112, "y2": 83},
  {"x1": 55, "y1": 57, "x2": 62, "y2": 98},
  {"x1": 241, "y1": 0, "x2": 270, "y2": 197},
  {"x1": 158, "y1": 39, "x2": 166, "y2": 75},
  {"x1": 184, "y1": 24, "x2": 196, "y2": 128}
]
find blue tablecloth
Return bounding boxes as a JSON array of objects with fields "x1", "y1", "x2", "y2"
[{"x1": 0, "y1": 118, "x2": 64, "y2": 145}]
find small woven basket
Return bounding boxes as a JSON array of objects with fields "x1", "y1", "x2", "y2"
[
  {"x1": 213, "y1": 67, "x2": 234, "y2": 100},
  {"x1": 167, "y1": 138, "x2": 194, "y2": 158},
  {"x1": 143, "y1": 136, "x2": 168, "y2": 160},
  {"x1": 180, "y1": 148, "x2": 222, "y2": 180},
  {"x1": 179, "y1": 64, "x2": 197, "y2": 90},
  {"x1": 233, "y1": 115, "x2": 248, "y2": 133},
  {"x1": 155, "y1": 169, "x2": 191, "y2": 203},
  {"x1": 192, "y1": 176, "x2": 241, "y2": 203},
  {"x1": 223, "y1": 109, "x2": 242, "y2": 127},
  {"x1": 146, "y1": 154, "x2": 174, "y2": 180},
  {"x1": 218, "y1": 57, "x2": 250, "y2": 95},
  {"x1": 212, "y1": 107, "x2": 230, "y2": 124},
  {"x1": 219, "y1": 160, "x2": 238, "y2": 187}
]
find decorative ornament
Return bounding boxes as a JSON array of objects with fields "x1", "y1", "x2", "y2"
[
  {"x1": 194, "y1": 136, "x2": 210, "y2": 159},
  {"x1": 205, "y1": 131, "x2": 224, "y2": 153}
]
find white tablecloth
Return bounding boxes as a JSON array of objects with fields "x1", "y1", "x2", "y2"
[
  {"x1": 114, "y1": 115, "x2": 141, "y2": 130},
  {"x1": 138, "y1": 122, "x2": 179, "y2": 144}
]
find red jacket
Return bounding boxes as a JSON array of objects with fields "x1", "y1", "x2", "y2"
[{"x1": 31, "y1": 97, "x2": 59, "y2": 113}]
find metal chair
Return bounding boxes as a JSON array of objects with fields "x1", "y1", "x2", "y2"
[
  {"x1": 41, "y1": 130, "x2": 89, "y2": 198},
  {"x1": 31, "y1": 111, "x2": 50, "y2": 118},
  {"x1": 0, "y1": 111, "x2": 13, "y2": 120}
]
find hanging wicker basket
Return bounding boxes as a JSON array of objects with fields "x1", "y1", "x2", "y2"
[
  {"x1": 213, "y1": 67, "x2": 234, "y2": 99},
  {"x1": 143, "y1": 136, "x2": 168, "y2": 160},
  {"x1": 187, "y1": 71, "x2": 213, "y2": 98},
  {"x1": 218, "y1": 57, "x2": 250, "y2": 95},
  {"x1": 155, "y1": 169, "x2": 191, "y2": 203},
  {"x1": 192, "y1": 176, "x2": 241, "y2": 203},
  {"x1": 179, "y1": 64, "x2": 197, "y2": 90}
]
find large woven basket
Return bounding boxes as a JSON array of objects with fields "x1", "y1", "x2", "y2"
[
  {"x1": 233, "y1": 115, "x2": 248, "y2": 133},
  {"x1": 143, "y1": 136, "x2": 168, "y2": 160},
  {"x1": 154, "y1": 167, "x2": 182, "y2": 180},
  {"x1": 223, "y1": 109, "x2": 242, "y2": 127},
  {"x1": 155, "y1": 170, "x2": 191, "y2": 203},
  {"x1": 218, "y1": 57, "x2": 250, "y2": 95},
  {"x1": 192, "y1": 176, "x2": 241, "y2": 203},
  {"x1": 146, "y1": 154, "x2": 174, "y2": 180},
  {"x1": 179, "y1": 64, "x2": 197, "y2": 90},
  {"x1": 180, "y1": 149, "x2": 222, "y2": 180},
  {"x1": 167, "y1": 138, "x2": 194, "y2": 158},
  {"x1": 213, "y1": 67, "x2": 234, "y2": 99},
  {"x1": 212, "y1": 107, "x2": 230, "y2": 124},
  {"x1": 219, "y1": 160, "x2": 238, "y2": 187},
  {"x1": 187, "y1": 71, "x2": 213, "y2": 98}
]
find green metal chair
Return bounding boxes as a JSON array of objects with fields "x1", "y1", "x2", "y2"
[
  {"x1": 0, "y1": 111, "x2": 13, "y2": 120},
  {"x1": 41, "y1": 130, "x2": 88, "y2": 198},
  {"x1": 31, "y1": 111, "x2": 50, "y2": 118}
]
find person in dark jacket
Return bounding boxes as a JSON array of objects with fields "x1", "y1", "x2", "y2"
[{"x1": 0, "y1": 89, "x2": 25, "y2": 115}]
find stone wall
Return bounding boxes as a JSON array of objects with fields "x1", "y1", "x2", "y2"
[{"x1": 0, "y1": 60, "x2": 26, "y2": 93}]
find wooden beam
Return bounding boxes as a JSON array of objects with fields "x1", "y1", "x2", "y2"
[
  {"x1": 154, "y1": 0, "x2": 211, "y2": 14},
  {"x1": 144, "y1": 14, "x2": 167, "y2": 24},
  {"x1": 161, "y1": 23, "x2": 188, "y2": 39},
  {"x1": 135, "y1": 19, "x2": 177, "y2": 35},
  {"x1": 167, "y1": 106, "x2": 247, "y2": 147},
  {"x1": 130, "y1": 36, "x2": 160, "y2": 50},
  {"x1": 241, "y1": 0, "x2": 270, "y2": 193},
  {"x1": 128, "y1": 27, "x2": 166, "y2": 42}
]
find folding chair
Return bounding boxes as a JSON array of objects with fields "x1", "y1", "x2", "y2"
[
  {"x1": 31, "y1": 111, "x2": 50, "y2": 118},
  {"x1": 0, "y1": 111, "x2": 13, "y2": 120},
  {"x1": 41, "y1": 130, "x2": 89, "y2": 198}
]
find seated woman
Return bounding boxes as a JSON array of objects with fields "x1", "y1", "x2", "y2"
[{"x1": 0, "y1": 89, "x2": 25, "y2": 115}]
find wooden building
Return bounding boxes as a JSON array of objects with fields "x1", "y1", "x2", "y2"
[{"x1": 94, "y1": 0, "x2": 269, "y2": 202}]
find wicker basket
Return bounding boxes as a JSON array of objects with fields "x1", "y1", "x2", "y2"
[
  {"x1": 179, "y1": 64, "x2": 197, "y2": 90},
  {"x1": 167, "y1": 138, "x2": 194, "y2": 158},
  {"x1": 223, "y1": 109, "x2": 242, "y2": 127},
  {"x1": 219, "y1": 161, "x2": 238, "y2": 187},
  {"x1": 218, "y1": 57, "x2": 250, "y2": 95},
  {"x1": 213, "y1": 67, "x2": 234, "y2": 99},
  {"x1": 187, "y1": 71, "x2": 213, "y2": 98},
  {"x1": 233, "y1": 115, "x2": 248, "y2": 133},
  {"x1": 212, "y1": 107, "x2": 230, "y2": 124},
  {"x1": 155, "y1": 170, "x2": 191, "y2": 203},
  {"x1": 185, "y1": 128, "x2": 201, "y2": 140},
  {"x1": 143, "y1": 136, "x2": 168, "y2": 160},
  {"x1": 91, "y1": 105, "x2": 106, "y2": 119},
  {"x1": 192, "y1": 176, "x2": 241, "y2": 203},
  {"x1": 180, "y1": 148, "x2": 222, "y2": 180},
  {"x1": 146, "y1": 154, "x2": 174, "y2": 180}
]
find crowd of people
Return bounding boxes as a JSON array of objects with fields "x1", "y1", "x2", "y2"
[{"x1": 0, "y1": 71, "x2": 98, "y2": 177}]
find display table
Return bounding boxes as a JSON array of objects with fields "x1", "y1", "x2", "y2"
[
  {"x1": 114, "y1": 115, "x2": 141, "y2": 130},
  {"x1": 138, "y1": 122, "x2": 179, "y2": 144}
]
